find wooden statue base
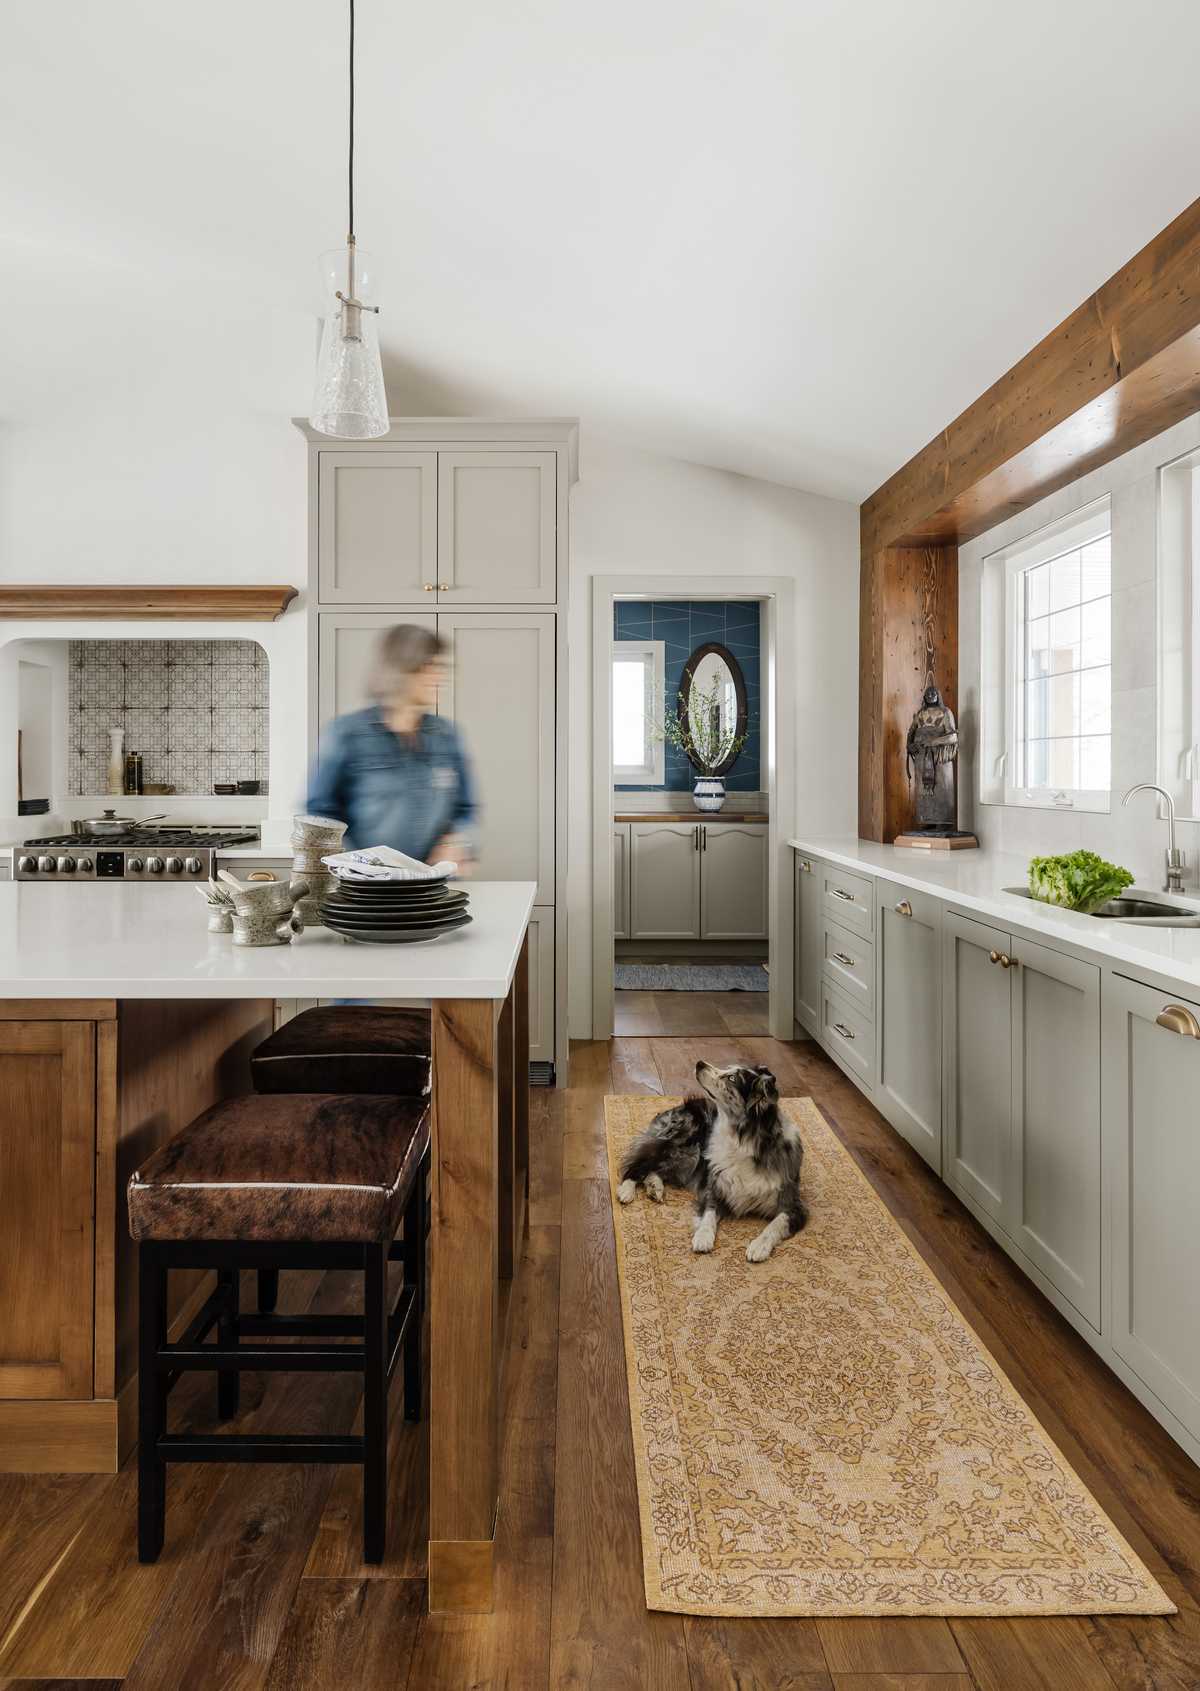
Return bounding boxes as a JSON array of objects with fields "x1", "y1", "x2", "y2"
[{"x1": 894, "y1": 831, "x2": 979, "y2": 850}]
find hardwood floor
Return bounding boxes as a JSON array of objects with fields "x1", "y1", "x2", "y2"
[
  {"x1": 2, "y1": 1034, "x2": 1199, "y2": 1688},
  {"x1": 613, "y1": 989, "x2": 770, "y2": 1036}
]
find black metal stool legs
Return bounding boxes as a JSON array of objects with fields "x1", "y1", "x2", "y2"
[{"x1": 137, "y1": 1243, "x2": 168, "y2": 1564}]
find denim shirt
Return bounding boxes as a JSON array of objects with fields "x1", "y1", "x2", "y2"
[{"x1": 306, "y1": 707, "x2": 479, "y2": 860}]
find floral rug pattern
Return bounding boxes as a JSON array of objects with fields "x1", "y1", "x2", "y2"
[{"x1": 604, "y1": 1093, "x2": 1174, "y2": 1617}]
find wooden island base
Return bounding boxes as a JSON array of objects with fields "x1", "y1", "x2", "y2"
[{"x1": 0, "y1": 997, "x2": 272, "y2": 1472}]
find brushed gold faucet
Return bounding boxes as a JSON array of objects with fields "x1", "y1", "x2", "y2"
[{"x1": 1122, "y1": 783, "x2": 1187, "y2": 894}]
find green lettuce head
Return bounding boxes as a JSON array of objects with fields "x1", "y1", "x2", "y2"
[{"x1": 1027, "y1": 849, "x2": 1134, "y2": 914}]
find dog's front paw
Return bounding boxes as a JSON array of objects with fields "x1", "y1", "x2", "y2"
[
  {"x1": 644, "y1": 1174, "x2": 665, "y2": 1203},
  {"x1": 616, "y1": 1179, "x2": 637, "y2": 1205},
  {"x1": 746, "y1": 1235, "x2": 774, "y2": 1263},
  {"x1": 691, "y1": 1227, "x2": 716, "y2": 1254}
]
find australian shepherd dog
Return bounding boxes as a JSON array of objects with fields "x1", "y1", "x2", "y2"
[{"x1": 616, "y1": 1060, "x2": 807, "y2": 1262}]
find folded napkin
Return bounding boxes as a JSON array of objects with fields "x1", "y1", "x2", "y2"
[{"x1": 321, "y1": 845, "x2": 456, "y2": 883}]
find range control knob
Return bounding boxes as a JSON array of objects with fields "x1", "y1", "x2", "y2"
[
  {"x1": 165, "y1": 856, "x2": 184, "y2": 875},
  {"x1": 184, "y1": 856, "x2": 203, "y2": 875},
  {"x1": 57, "y1": 855, "x2": 76, "y2": 874},
  {"x1": 17, "y1": 855, "x2": 37, "y2": 873},
  {"x1": 77, "y1": 857, "x2": 94, "y2": 873},
  {"x1": 38, "y1": 855, "x2": 57, "y2": 873},
  {"x1": 146, "y1": 856, "x2": 164, "y2": 875},
  {"x1": 127, "y1": 856, "x2": 144, "y2": 873}
]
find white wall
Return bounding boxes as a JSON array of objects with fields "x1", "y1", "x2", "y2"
[
  {"x1": 567, "y1": 435, "x2": 859, "y2": 1031},
  {"x1": 959, "y1": 407, "x2": 1200, "y2": 889}
]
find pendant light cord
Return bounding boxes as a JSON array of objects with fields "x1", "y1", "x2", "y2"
[{"x1": 347, "y1": 0, "x2": 356, "y2": 241}]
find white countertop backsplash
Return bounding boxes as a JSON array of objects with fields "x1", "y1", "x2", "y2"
[{"x1": 790, "y1": 835, "x2": 1200, "y2": 994}]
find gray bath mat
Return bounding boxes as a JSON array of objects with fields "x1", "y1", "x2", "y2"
[{"x1": 614, "y1": 963, "x2": 769, "y2": 993}]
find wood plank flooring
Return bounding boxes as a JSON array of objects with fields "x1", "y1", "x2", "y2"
[
  {"x1": 613, "y1": 989, "x2": 770, "y2": 1035},
  {"x1": 2, "y1": 1033, "x2": 1199, "y2": 1688}
]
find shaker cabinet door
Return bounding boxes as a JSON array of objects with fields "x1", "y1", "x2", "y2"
[
  {"x1": 1009, "y1": 935, "x2": 1101, "y2": 1328},
  {"x1": 943, "y1": 911, "x2": 1011, "y2": 1226},
  {"x1": 629, "y1": 823, "x2": 701, "y2": 939},
  {"x1": 876, "y1": 883, "x2": 942, "y2": 1174},
  {"x1": 0, "y1": 1021, "x2": 95, "y2": 1400},
  {"x1": 437, "y1": 452, "x2": 557, "y2": 603},
  {"x1": 436, "y1": 613, "x2": 556, "y2": 900},
  {"x1": 700, "y1": 824, "x2": 767, "y2": 939},
  {"x1": 793, "y1": 853, "x2": 823, "y2": 1036},
  {"x1": 1105, "y1": 972, "x2": 1200, "y2": 1441},
  {"x1": 317, "y1": 451, "x2": 438, "y2": 603},
  {"x1": 317, "y1": 612, "x2": 437, "y2": 728}
]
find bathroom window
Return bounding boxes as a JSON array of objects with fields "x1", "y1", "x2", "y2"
[
  {"x1": 612, "y1": 640, "x2": 664, "y2": 783},
  {"x1": 1159, "y1": 446, "x2": 1200, "y2": 818},
  {"x1": 981, "y1": 497, "x2": 1112, "y2": 811}
]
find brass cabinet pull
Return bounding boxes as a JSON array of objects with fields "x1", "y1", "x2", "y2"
[
  {"x1": 831, "y1": 887, "x2": 854, "y2": 902},
  {"x1": 701, "y1": 825, "x2": 707, "y2": 850},
  {"x1": 895, "y1": 899, "x2": 913, "y2": 918},
  {"x1": 831, "y1": 951, "x2": 854, "y2": 967},
  {"x1": 1000, "y1": 953, "x2": 1018, "y2": 969},
  {"x1": 832, "y1": 1021, "x2": 855, "y2": 1040},
  {"x1": 989, "y1": 949, "x2": 1001, "y2": 964},
  {"x1": 693, "y1": 827, "x2": 700, "y2": 851},
  {"x1": 422, "y1": 583, "x2": 437, "y2": 591},
  {"x1": 438, "y1": 581, "x2": 453, "y2": 589},
  {"x1": 799, "y1": 858, "x2": 812, "y2": 873},
  {"x1": 247, "y1": 870, "x2": 278, "y2": 882},
  {"x1": 1156, "y1": 1003, "x2": 1200, "y2": 1039}
]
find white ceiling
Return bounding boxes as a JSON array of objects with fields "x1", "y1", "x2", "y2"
[{"x1": 5, "y1": 0, "x2": 1200, "y2": 503}]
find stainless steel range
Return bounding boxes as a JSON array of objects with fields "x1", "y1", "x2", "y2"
[{"x1": 16, "y1": 827, "x2": 259, "y2": 882}]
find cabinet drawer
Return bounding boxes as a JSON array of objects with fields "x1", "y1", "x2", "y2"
[
  {"x1": 822, "y1": 866, "x2": 873, "y2": 936},
  {"x1": 821, "y1": 918, "x2": 874, "y2": 1014},
  {"x1": 820, "y1": 980, "x2": 876, "y2": 1091}
]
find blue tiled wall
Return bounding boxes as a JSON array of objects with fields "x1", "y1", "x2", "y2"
[{"x1": 613, "y1": 600, "x2": 760, "y2": 792}]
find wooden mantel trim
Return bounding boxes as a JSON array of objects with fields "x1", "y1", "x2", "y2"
[
  {"x1": 859, "y1": 192, "x2": 1200, "y2": 841},
  {"x1": 0, "y1": 586, "x2": 298, "y2": 622}
]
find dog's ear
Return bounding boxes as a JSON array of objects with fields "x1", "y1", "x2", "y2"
[{"x1": 752, "y1": 1067, "x2": 778, "y2": 1101}]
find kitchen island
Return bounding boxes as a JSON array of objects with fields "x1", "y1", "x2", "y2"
[{"x1": 0, "y1": 879, "x2": 534, "y2": 1614}]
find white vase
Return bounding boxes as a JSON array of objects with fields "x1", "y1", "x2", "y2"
[
  {"x1": 693, "y1": 776, "x2": 726, "y2": 812},
  {"x1": 107, "y1": 727, "x2": 125, "y2": 796}
]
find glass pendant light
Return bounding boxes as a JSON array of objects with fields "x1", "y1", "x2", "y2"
[{"x1": 310, "y1": 0, "x2": 389, "y2": 439}]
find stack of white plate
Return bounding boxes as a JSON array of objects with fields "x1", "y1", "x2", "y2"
[{"x1": 321, "y1": 878, "x2": 471, "y2": 945}]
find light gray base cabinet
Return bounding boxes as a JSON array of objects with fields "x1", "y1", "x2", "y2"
[
  {"x1": 943, "y1": 910, "x2": 1100, "y2": 1330},
  {"x1": 1104, "y1": 973, "x2": 1200, "y2": 1443},
  {"x1": 626, "y1": 821, "x2": 766, "y2": 943},
  {"x1": 875, "y1": 882, "x2": 941, "y2": 1174},
  {"x1": 793, "y1": 853, "x2": 823, "y2": 1035}
]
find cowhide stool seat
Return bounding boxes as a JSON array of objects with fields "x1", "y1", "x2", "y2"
[
  {"x1": 128, "y1": 1091, "x2": 430, "y2": 1565},
  {"x1": 248, "y1": 1006, "x2": 432, "y2": 1315}
]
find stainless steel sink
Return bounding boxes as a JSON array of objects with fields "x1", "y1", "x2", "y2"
[{"x1": 1004, "y1": 888, "x2": 1200, "y2": 927}]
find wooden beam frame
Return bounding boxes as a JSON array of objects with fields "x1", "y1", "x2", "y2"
[{"x1": 860, "y1": 194, "x2": 1200, "y2": 840}]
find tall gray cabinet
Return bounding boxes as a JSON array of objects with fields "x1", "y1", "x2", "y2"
[{"x1": 298, "y1": 419, "x2": 578, "y2": 1081}]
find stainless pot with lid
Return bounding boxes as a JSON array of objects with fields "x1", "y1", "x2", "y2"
[{"x1": 75, "y1": 809, "x2": 168, "y2": 837}]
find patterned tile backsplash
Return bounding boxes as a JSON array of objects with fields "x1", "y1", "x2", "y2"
[{"x1": 68, "y1": 639, "x2": 269, "y2": 796}]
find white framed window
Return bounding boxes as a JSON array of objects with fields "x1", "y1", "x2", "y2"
[
  {"x1": 981, "y1": 497, "x2": 1112, "y2": 811},
  {"x1": 612, "y1": 639, "x2": 665, "y2": 783}
]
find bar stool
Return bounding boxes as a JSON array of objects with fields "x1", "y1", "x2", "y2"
[
  {"x1": 128, "y1": 1091, "x2": 429, "y2": 1565},
  {"x1": 248, "y1": 1005, "x2": 432, "y2": 1313}
]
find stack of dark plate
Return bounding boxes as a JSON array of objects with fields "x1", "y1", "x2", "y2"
[{"x1": 322, "y1": 877, "x2": 471, "y2": 945}]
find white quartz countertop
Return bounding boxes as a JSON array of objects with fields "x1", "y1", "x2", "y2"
[
  {"x1": 0, "y1": 880, "x2": 535, "y2": 1000},
  {"x1": 789, "y1": 835, "x2": 1200, "y2": 995}
]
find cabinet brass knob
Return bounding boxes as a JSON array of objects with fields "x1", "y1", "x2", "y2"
[
  {"x1": 831, "y1": 951, "x2": 854, "y2": 967},
  {"x1": 1156, "y1": 1004, "x2": 1200, "y2": 1039},
  {"x1": 799, "y1": 859, "x2": 811, "y2": 872},
  {"x1": 422, "y1": 583, "x2": 436, "y2": 591},
  {"x1": 989, "y1": 949, "x2": 1000, "y2": 964},
  {"x1": 438, "y1": 582, "x2": 453, "y2": 589},
  {"x1": 895, "y1": 899, "x2": 913, "y2": 918},
  {"x1": 832, "y1": 1021, "x2": 854, "y2": 1041}
]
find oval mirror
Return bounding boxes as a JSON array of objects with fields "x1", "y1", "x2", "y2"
[{"x1": 677, "y1": 641, "x2": 748, "y2": 776}]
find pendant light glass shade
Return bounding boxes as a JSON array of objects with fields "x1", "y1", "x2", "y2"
[{"x1": 310, "y1": 244, "x2": 389, "y2": 439}]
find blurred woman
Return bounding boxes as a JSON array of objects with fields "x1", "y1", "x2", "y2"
[{"x1": 307, "y1": 624, "x2": 477, "y2": 872}]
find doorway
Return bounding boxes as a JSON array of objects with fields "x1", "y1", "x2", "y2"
[{"x1": 590, "y1": 575, "x2": 796, "y2": 1041}]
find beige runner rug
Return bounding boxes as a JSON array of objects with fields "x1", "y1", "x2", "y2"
[{"x1": 605, "y1": 1094, "x2": 1174, "y2": 1617}]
